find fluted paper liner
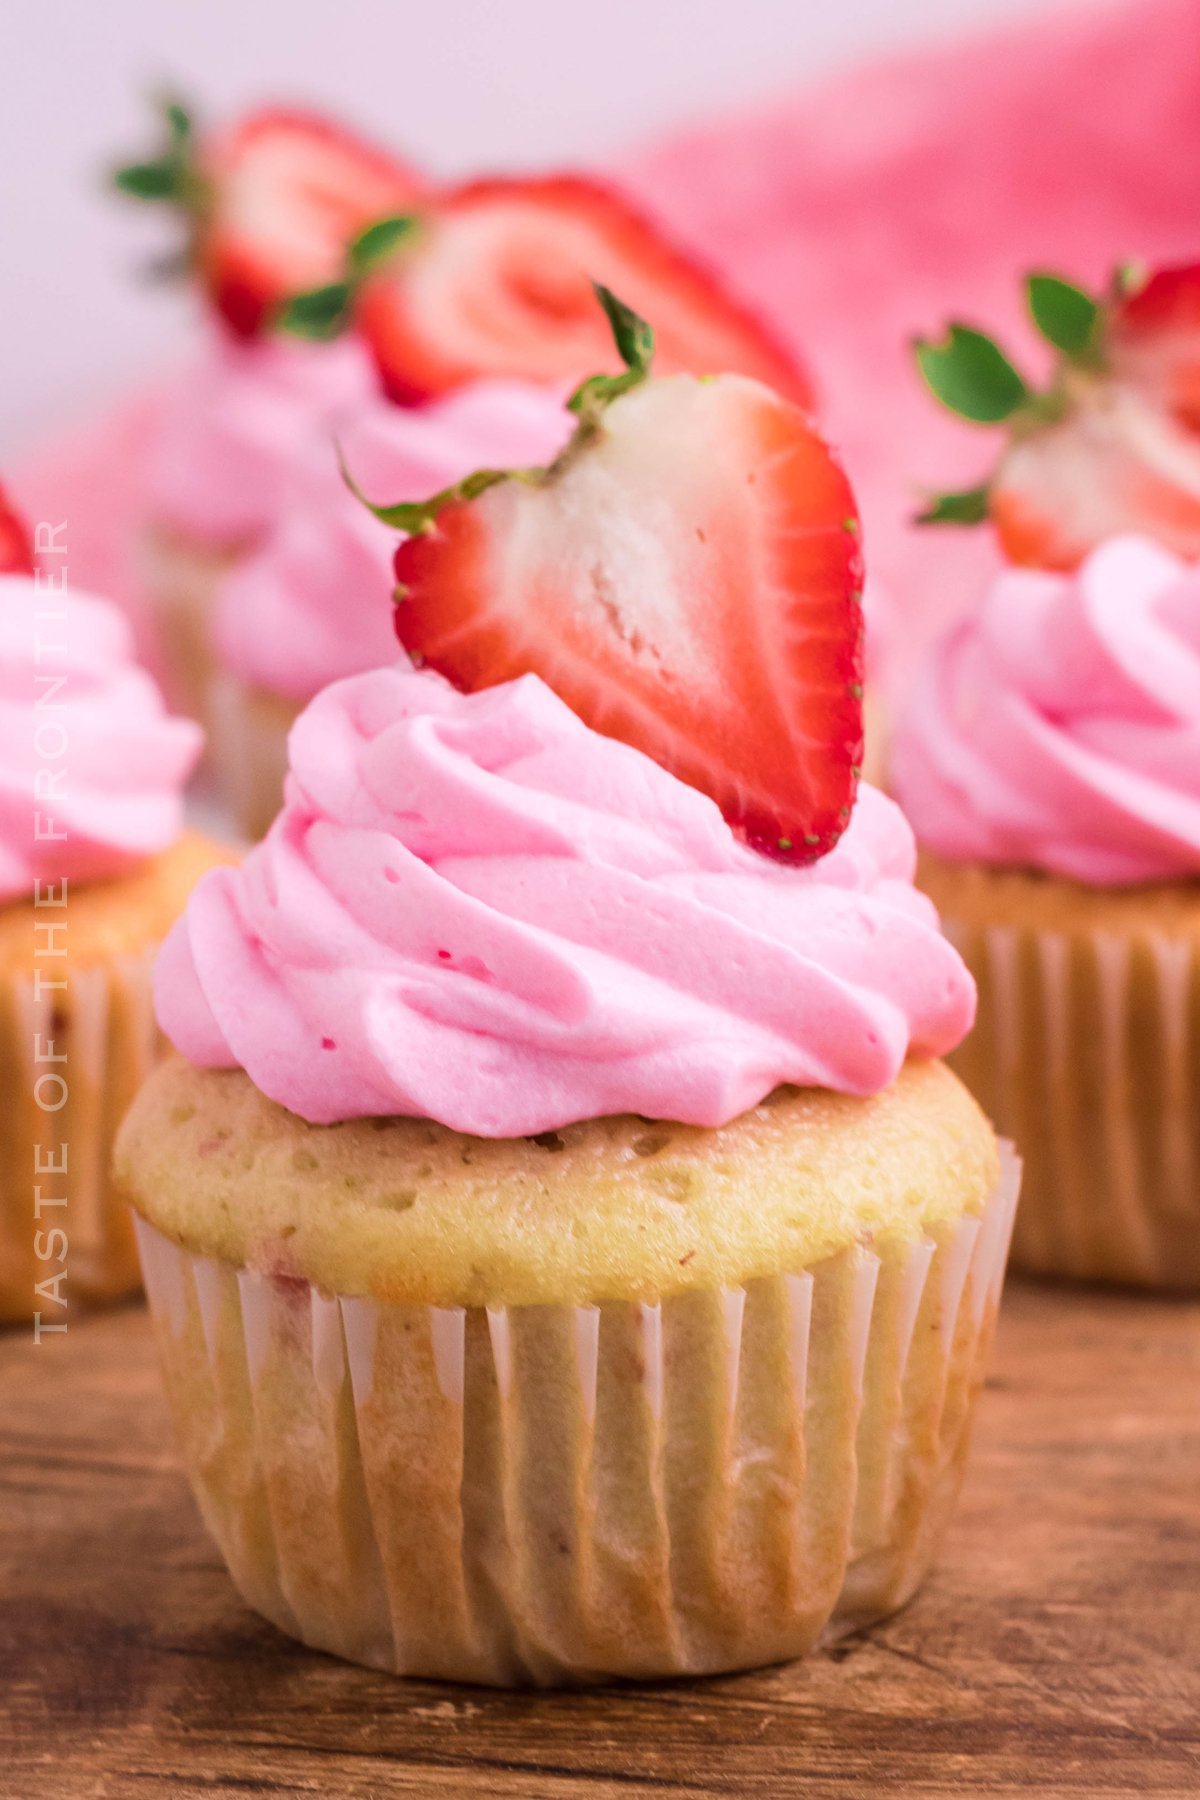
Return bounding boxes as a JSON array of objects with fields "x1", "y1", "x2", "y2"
[
  {"x1": 1, "y1": 947, "x2": 159, "y2": 1321},
  {"x1": 135, "y1": 1146, "x2": 1019, "y2": 1685},
  {"x1": 946, "y1": 910, "x2": 1200, "y2": 1287}
]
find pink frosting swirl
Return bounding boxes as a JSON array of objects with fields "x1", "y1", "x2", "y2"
[
  {"x1": 142, "y1": 328, "x2": 378, "y2": 546},
  {"x1": 891, "y1": 536, "x2": 1200, "y2": 886},
  {"x1": 0, "y1": 575, "x2": 203, "y2": 902},
  {"x1": 214, "y1": 381, "x2": 573, "y2": 703},
  {"x1": 157, "y1": 665, "x2": 975, "y2": 1133}
]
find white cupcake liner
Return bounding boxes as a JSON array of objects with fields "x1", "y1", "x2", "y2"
[
  {"x1": 1, "y1": 945, "x2": 159, "y2": 1321},
  {"x1": 136, "y1": 1143, "x2": 1019, "y2": 1686},
  {"x1": 945, "y1": 910, "x2": 1200, "y2": 1286},
  {"x1": 209, "y1": 673, "x2": 298, "y2": 841}
]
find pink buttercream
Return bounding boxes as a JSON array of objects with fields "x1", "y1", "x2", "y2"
[
  {"x1": 214, "y1": 381, "x2": 573, "y2": 703},
  {"x1": 0, "y1": 575, "x2": 202, "y2": 903},
  {"x1": 157, "y1": 664, "x2": 975, "y2": 1134},
  {"x1": 142, "y1": 328, "x2": 378, "y2": 546},
  {"x1": 891, "y1": 537, "x2": 1200, "y2": 886}
]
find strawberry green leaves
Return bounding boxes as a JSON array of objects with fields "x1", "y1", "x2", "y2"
[
  {"x1": 914, "y1": 325, "x2": 1028, "y2": 424},
  {"x1": 915, "y1": 485, "x2": 990, "y2": 526},
  {"x1": 915, "y1": 271, "x2": 1106, "y2": 431},
  {"x1": 912, "y1": 257, "x2": 1200, "y2": 563},
  {"x1": 1027, "y1": 273, "x2": 1100, "y2": 358},
  {"x1": 913, "y1": 267, "x2": 1110, "y2": 532},
  {"x1": 278, "y1": 284, "x2": 356, "y2": 339},
  {"x1": 278, "y1": 213, "x2": 418, "y2": 339},
  {"x1": 113, "y1": 95, "x2": 207, "y2": 213}
]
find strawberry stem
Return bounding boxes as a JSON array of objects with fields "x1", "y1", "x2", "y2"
[
  {"x1": 342, "y1": 283, "x2": 657, "y2": 529},
  {"x1": 340, "y1": 444, "x2": 518, "y2": 535},
  {"x1": 566, "y1": 284, "x2": 656, "y2": 423}
]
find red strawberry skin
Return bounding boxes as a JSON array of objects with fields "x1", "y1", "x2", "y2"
[
  {"x1": 392, "y1": 374, "x2": 862, "y2": 861},
  {"x1": 200, "y1": 110, "x2": 424, "y2": 337},
  {"x1": 358, "y1": 177, "x2": 813, "y2": 412},
  {"x1": 0, "y1": 485, "x2": 34, "y2": 575},
  {"x1": 1111, "y1": 260, "x2": 1200, "y2": 434}
]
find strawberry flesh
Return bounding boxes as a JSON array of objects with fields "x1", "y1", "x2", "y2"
[
  {"x1": 358, "y1": 177, "x2": 813, "y2": 410},
  {"x1": 0, "y1": 485, "x2": 34, "y2": 575},
  {"x1": 392, "y1": 374, "x2": 862, "y2": 861},
  {"x1": 201, "y1": 110, "x2": 423, "y2": 337},
  {"x1": 1111, "y1": 261, "x2": 1200, "y2": 434}
]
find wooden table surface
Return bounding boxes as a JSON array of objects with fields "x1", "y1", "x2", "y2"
[{"x1": 2, "y1": 1280, "x2": 1198, "y2": 1800}]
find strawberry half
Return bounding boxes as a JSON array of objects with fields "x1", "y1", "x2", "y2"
[
  {"x1": 1110, "y1": 261, "x2": 1200, "y2": 434},
  {"x1": 0, "y1": 485, "x2": 34, "y2": 575},
  {"x1": 115, "y1": 100, "x2": 423, "y2": 338},
  {"x1": 350, "y1": 288, "x2": 862, "y2": 863},
  {"x1": 914, "y1": 265, "x2": 1200, "y2": 569},
  {"x1": 353, "y1": 176, "x2": 813, "y2": 410}
]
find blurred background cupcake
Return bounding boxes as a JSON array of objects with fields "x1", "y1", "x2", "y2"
[
  {"x1": 891, "y1": 536, "x2": 1199, "y2": 1287},
  {"x1": 0, "y1": 500, "x2": 234, "y2": 1324},
  {"x1": 114, "y1": 104, "x2": 422, "y2": 728},
  {"x1": 135, "y1": 328, "x2": 378, "y2": 729},
  {"x1": 210, "y1": 379, "x2": 571, "y2": 837},
  {"x1": 892, "y1": 258, "x2": 1200, "y2": 1286}
]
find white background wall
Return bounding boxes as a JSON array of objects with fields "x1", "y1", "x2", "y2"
[{"x1": 4, "y1": 0, "x2": 1059, "y2": 454}]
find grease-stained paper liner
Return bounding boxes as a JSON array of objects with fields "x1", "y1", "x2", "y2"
[
  {"x1": 135, "y1": 1146, "x2": 1019, "y2": 1686},
  {"x1": 0, "y1": 945, "x2": 159, "y2": 1322},
  {"x1": 946, "y1": 911, "x2": 1200, "y2": 1288},
  {"x1": 210, "y1": 674, "x2": 300, "y2": 842},
  {"x1": 137, "y1": 523, "x2": 242, "y2": 738}
]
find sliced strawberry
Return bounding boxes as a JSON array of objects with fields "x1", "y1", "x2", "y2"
[
  {"x1": 0, "y1": 485, "x2": 34, "y2": 574},
  {"x1": 915, "y1": 264, "x2": 1200, "y2": 569},
  {"x1": 355, "y1": 176, "x2": 813, "y2": 410},
  {"x1": 115, "y1": 101, "x2": 423, "y2": 338},
  {"x1": 360, "y1": 290, "x2": 860, "y2": 862},
  {"x1": 1111, "y1": 261, "x2": 1200, "y2": 434},
  {"x1": 991, "y1": 388, "x2": 1200, "y2": 570},
  {"x1": 200, "y1": 110, "x2": 423, "y2": 337}
]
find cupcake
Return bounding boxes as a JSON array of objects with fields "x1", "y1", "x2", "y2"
[
  {"x1": 137, "y1": 328, "x2": 378, "y2": 728},
  {"x1": 0, "y1": 562, "x2": 233, "y2": 1324},
  {"x1": 116, "y1": 298, "x2": 1016, "y2": 1684},
  {"x1": 891, "y1": 535, "x2": 1199, "y2": 1288},
  {"x1": 210, "y1": 380, "x2": 572, "y2": 838}
]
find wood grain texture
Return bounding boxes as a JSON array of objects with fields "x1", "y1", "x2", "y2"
[{"x1": 1, "y1": 1282, "x2": 1198, "y2": 1800}]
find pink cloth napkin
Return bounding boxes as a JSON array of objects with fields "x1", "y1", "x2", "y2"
[{"x1": 621, "y1": 0, "x2": 1200, "y2": 682}]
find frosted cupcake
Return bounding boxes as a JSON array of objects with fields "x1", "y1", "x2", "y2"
[
  {"x1": 211, "y1": 380, "x2": 571, "y2": 837},
  {"x1": 137, "y1": 329, "x2": 378, "y2": 728},
  {"x1": 119, "y1": 669, "x2": 1014, "y2": 1683},
  {"x1": 0, "y1": 569, "x2": 233, "y2": 1324},
  {"x1": 891, "y1": 535, "x2": 1200, "y2": 1287},
  {"x1": 116, "y1": 297, "x2": 1016, "y2": 1683}
]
